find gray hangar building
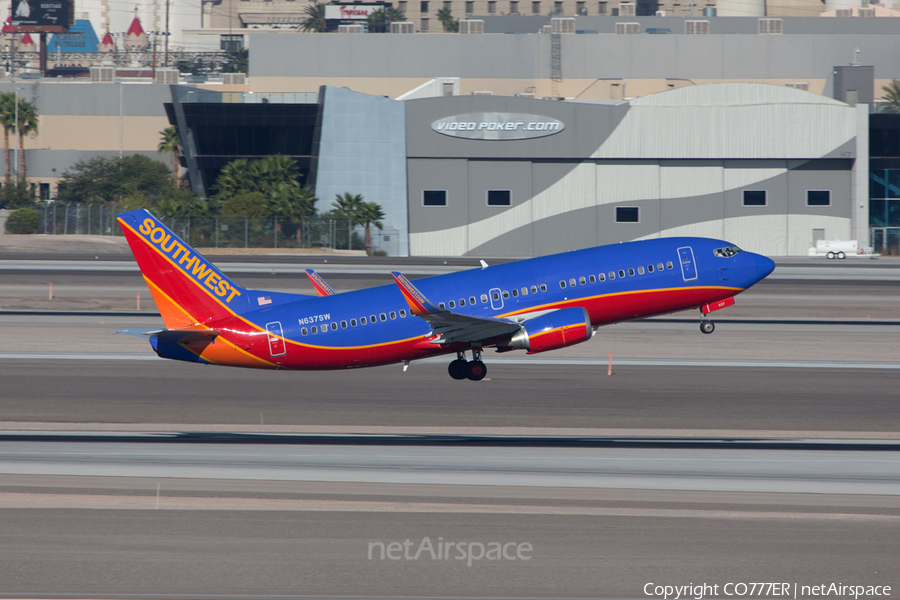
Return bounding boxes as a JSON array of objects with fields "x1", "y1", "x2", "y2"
[{"x1": 175, "y1": 82, "x2": 865, "y2": 257}]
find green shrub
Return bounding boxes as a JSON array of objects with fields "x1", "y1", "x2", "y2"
[{"x1": 5, "y1": 207, "x2": 40, "y2": 234}]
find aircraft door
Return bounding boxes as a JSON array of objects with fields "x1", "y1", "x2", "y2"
[
  {"x1": 265, "y1": 321, "x2": 286, "y2": 357},
  {"x1": 489, "y1": 287, "x2": 504, "y2": 311},
  {"x1": 677, "y1": 247, "x2": 698, "y2": 282}
]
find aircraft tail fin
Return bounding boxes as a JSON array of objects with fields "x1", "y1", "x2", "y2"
[
  {"x1": 117, "y1": 209, "x2": 249, "y2": 329},
  {"x1": 304, "y1": 269, "x2": 337, "y2": 296},
  {"x1": 391, "y1": 271, "x2": 441, "y2": 317}
]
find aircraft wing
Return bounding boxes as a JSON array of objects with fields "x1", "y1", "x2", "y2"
[
  {"x1": 391, "y1": 271, "x2": 520, "y2": 345},
  {"x1": 304, "y1": 269, "x2": 336, "y2": 296}
]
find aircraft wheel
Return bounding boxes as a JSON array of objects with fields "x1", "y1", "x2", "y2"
[
  {"x1": 837, "y1": 251, "x2": 846, "y2": 260},
  {"x1": 448, "y1": 359, "x2": 468, "y2": 380},
  {"x1": 700, "y1": 321, "x2": 715, "y2": 334},
  {"x1": 466, "y1": 360, "x2": 487, "y2": 381},
  {"x1": 826, "y1": 251, "x2": 835, "y2": 259}
]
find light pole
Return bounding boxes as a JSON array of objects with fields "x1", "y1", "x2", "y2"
[{"x1": 13, "y1": 86, "x2": 24, "y2": 180}]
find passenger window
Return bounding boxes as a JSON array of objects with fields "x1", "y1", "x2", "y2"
[
  {"x1": 439, "y1": 302, "x2": 446, "y2": 310},
  {"x1": 331, "y1": 322, "x2": 338, "y2": 331},
  {"x1": 400, "y1": 310, "x2": 406, "y2": 318},
  {"x1": 351, "y1": 319, "x2": 358, "y2": 327},
  {"x1": 609, "y1": 272, "x2": 616, "y2": 280},
  {"x1": 492, "y1": 292, "x2": 500, "y2": 301},
  {"x1": 530, "y1": 285, "x2": 537, "y2": 294},
  {"x1": 598, "y1": 273, "x2": 606, "y2": 282},
  {"x1": 361, "y1": 317, "x2": 367, "y2": 325},
  {"x1": 579, "y1": 277, "x2": 586, "y2": 285},
  {"x1": 380, "y1": 313, "x2": 387, "y2": 322},
  {"x1": 459, "y1": 299, "x2": 466, "y2": 306},
  {"x1": 512, "y1": 289, "x2": 518, "y2": 297},
  {"x1": 301, "y1": 327, "x2": 308, "y2": 336},
  {"x1": 449, "y1": 300, "x2": 456, "y2": 309},
  {"x1": 589, "y1": 275, "x2": 596, "y2": 283},
  {"x1": 341, "y1": 320, "x2": 348, "y2": 328},
  {"x1": 520, "y1": 287, "x2": 528, "y2": 296},
  {"x1": 560, "y1": 281, "x2": 567, "y2": 289},
  {"x1": 657, "y1": 262, "x2": 664, "y2": 271},
  {"x1": 648, "y1": 264, "x2": 654, "y2": 273},
  {"x1": 628, "y1": 268, "x2": 635, "y2": 276},
  {"x1": 666, "y1": 261, "x2": 674, "y2": 269},
  {"x1": 481, "y1": 294, "x2": 488, "y2": 303},
  {"x1": 312, "y1": 326, "x2": 318, "y2": 334},
  {"x1": 390, "y1": 311, "x2": 396, "y2": 319},
  {"x1": 638, "y1": 266, "x2": 644, "y2": 275},
  {"x1": 569, "y1": 278, "x2": 577, "y2": 287},
  {"x1": 370, "y1": 314, "x2": 377, "y2": 323},
  {"x1": 470, "y1": 296, "x2": 476, "y2": 305},
  {"x1": 540, "y1": 284, "x2": 547, "y2": 292},
  {"x1": 502, "y1": 291, "x2": 509, "y2": 299}
]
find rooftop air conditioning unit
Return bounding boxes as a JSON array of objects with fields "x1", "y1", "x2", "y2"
[
  {"x1": 471, "y1": 91, "x2": 493, "y2": 95},
  {"x1": 551, "y1": 17, "x2": 576, "y2": 33},
  {"x1": 515, "y1": 92, "x2": 536, "y2": 98},
  {"x1": 542, "y1": 24, "x2": 552, "y2": 32},
  {"x1": 858, "y1": 7, "x2": 875, "y2": 16},
  {"x1": 222, "y1": 73, "x2": 246, "y2": 85},
  {"x1": 338, "y1": 24, "x2": 363, "y2": 33},
  {"x1": 390, "y1": 21, "x2": 416, "y2": 32},
  {"x1": 835, "y1": 8, "x2": 852, "y2": 16},
  {"x1": 685, "y1": 19, "x2": 709, "y2": 34},
  {"x1": 655, "y1": 10, "x2": 666, "y2": 15},
  {"x1": 90, "y1": 65, "x2": 115, "y2": 83},
  {"x1": 758, "y1": 18, "x2": 782, "y2": 34},
  {"x1": 618, "y1": 2, "x2": 635, "y2": 15},
  {"x1": 615, "y1": 22, "x2": 640, "y2": 34},
  {"x1": 785, "y1": 82, "x2": 809, "y2": 91},
  {"x1": 155, "y1": 68, "x2": 179, "y2": 84},
  {"x1": 459, "y1": 19, "x2": 484, "y2": 33}
]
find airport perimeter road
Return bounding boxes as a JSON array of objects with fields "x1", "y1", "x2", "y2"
[{"x1": 1, "y1": 359, "x2": 899, "y2": 431}]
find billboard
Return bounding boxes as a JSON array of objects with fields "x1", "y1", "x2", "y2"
[
  {"x1": 325, "y1": 4, "x2": 382, "y2": 20},
  {"x1": 11, "y1": 0, "x2": 73, "y2": 33}
]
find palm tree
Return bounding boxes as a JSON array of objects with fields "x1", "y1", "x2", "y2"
[
  {"x1": 436, "y1": 6, "x2": 459, "y2": 31},
  {"x1": 358, "y1": 201, "x2": 385, "y2": 255},
  {"x1": 300, "y1": 4, "x2": 328, "y2": 32},
  {"x1": 14, "y1": 97, "x2": 38, "y2": 180},
  {"x1": 367, "y1": 7, "x2": 406, "y2": 32},
  {"x1": 158, "y1": 126, "x2": 181, "y2": 184},
  {"x1": 332, "y1": 192, "x2": 364, "y2": 221},
  {"x1": 881, "y1": 80, "x2": 900, "y2": 114},
  {"x1": 0, "y1": 92, "x2": 15, "y2": 181}
]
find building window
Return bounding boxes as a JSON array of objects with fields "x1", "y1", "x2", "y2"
[
  {"x1": 423, "y1": 190, "x2": 446, "y2": 206},
  {"x1": 39, "y1": 182, "x2": 50, "y2": 201},
  {"x1": 553, "y1": 0, "x2": 563, "y2": 13},
  {"x1": 488, "y1": 0, "x2": 497, "y2": 11},
  {"x1": 743, "y1": 190, "x2": 767, "y2": 206},
  {"x1": 616, "y1": 206, "x2": 639, "y2": 222},
  {"x1": 220, "y1": 35, "x2": 243, "y2": 51},
  {"x1": 807, "y1": 190, "x2": 831, "y2": 206},
  {"x1": 532, "y1": 1, "x2": 541, "y2": 12},
  {"x1": 576, "y1": 0, "x2": 586, "y2": 14},
  {"x1": 598, "y1": 1, "x2": 606, "y2": 13},
  {"x1": 398, "y1": 0, "x2": 407, "y2": 13},
  {"x1": 421, "y1": 0, "x2": 429, "y2": 11},
  {"x1": 466, "y1": 0, "x2": 474, "y2": 12},
  {"x1": 421, "y1": 17, "x2": 429, "y2": 30},
  {"x1": 444, "y1": 0, "x2": 452, "y2": 8},
  {"x1": 487, "y1": 190, "x2": 511, "y2": 206},
  {"x1": 510, "y1": 1, "x2": 519, "y2": 13}
]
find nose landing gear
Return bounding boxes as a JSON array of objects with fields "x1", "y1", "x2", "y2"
[
  {"x1": 447, "y1": 349, "x2": 488, "y2": 381},
  {"x1": 700, "y1": 317, "x2": 715, "y2": 334}
]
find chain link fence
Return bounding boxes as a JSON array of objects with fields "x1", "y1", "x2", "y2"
[{"x1": 35, "y1": 204, "x2": 399, "y2": 254}]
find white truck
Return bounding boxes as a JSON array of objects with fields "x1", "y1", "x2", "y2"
[{"x1": 808, "y1": 240, "x2": 878, "y2": 259}]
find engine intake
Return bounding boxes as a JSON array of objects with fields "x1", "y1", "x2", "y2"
[{"x1": 508, "y1": 307, "x2": 593, "y2": 354}]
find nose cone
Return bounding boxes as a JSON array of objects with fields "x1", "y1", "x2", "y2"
[{"x1": 752, "y1": 253, "x2": 776, "y2": 282}]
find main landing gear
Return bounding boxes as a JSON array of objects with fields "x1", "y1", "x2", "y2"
[{"x1": 448, "y1": 349, "x2": 487, "y2": 381}]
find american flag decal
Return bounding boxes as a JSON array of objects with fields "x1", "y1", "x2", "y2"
[{"x1": 257, "y1": 296, "x2": 272, "y2": 306}]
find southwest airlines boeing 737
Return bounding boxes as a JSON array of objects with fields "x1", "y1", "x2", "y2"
[{"x1": 116, "y1": 209, "x2": 775, "y2": 380}]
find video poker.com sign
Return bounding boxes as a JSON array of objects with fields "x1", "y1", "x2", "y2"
[{"x1": 431, "y1": 112, "x2": 565, "y2": 141}]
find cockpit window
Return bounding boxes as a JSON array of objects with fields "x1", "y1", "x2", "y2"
[{"x1": 714, "y1": 245, "x2": 743, "y2": 258}]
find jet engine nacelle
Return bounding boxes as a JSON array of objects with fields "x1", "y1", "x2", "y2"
[{"x1": 508, "y1": 307, "x2": 593, "y2": 354}]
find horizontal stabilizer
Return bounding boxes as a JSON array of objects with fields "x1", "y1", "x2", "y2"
[
  {"x1": 112, "y1": 328, "x2": 163, "y2": 338},
  {"x1": 304, "y1": 269, "x2": 336, "y2": 297}
]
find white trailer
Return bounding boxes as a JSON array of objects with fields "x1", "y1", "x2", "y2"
[{"x1": 808, "y1": 240, "x2": 878, "y2": 259}]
